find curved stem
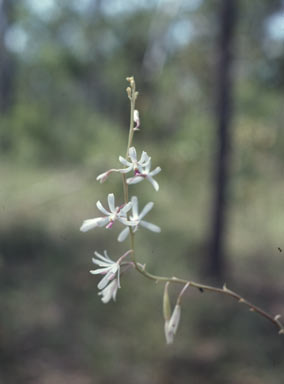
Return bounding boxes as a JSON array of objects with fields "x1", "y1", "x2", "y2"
[{"x1": 134, "y1": 263, "x2": 284, "y2": 335}]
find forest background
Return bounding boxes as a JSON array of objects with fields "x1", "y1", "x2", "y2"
[{"x1": 0, "y1": 0, "x2": 284, "y2": 383}]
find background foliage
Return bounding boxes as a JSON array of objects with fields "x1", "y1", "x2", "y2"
[{"x1": 0, "y1": 0, "x2": 284, "y2": 383}]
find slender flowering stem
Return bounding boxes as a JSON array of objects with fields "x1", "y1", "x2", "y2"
[
  {"x1": 87, "y1": 75, "x2": 283, "y2": 342},
  {"x1": 122, "y1": 77, "x2": 138, "y2": 265},
  {"x1": 127, "y1": 78, "x2": 136, "y2": 157},
  {"x1": 121, "y1": 76, "x2": 284, "y2": 336}
]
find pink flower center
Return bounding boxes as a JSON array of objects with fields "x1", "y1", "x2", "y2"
[{"x1": 134, "y1": 169, "x2": 146, "y2": 178}]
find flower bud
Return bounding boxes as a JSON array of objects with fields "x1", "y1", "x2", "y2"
[
  {"x1": 163, "y1": 282, "x2": 171, "y2": 321},
  {"x1": 133, "y1": 109, "x2": 140, "y2": 131},
  {"x1": 126, "y1": 76, "x2": 135, "y2": 88},
  {"x1": 126, "y1": 87, "x2": 131, "y2": 99},
  {"x1": 169, "y1": 305, "x2": 181, "y2": 334},
  {"x1": 165, "y1": 304, "x2": 181, "y2": 344}
]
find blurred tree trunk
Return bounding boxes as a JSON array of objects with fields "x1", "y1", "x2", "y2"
[
  {"x1": 208, "y1": 0, "x2": 237, "y2": 280},
  {"x1": 0, "y1": 0, "x2": 15, "y2": 114}
]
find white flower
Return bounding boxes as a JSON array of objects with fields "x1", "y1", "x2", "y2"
[
  {"x1": 164, "y1": 304, "x2": 181, "y2": 344},
  {"x1": 119, "y1": 146, "x2": 150, "y2": 174},
  {"x1": 90, "y1": 250, "x2": 121, "y2": 290},
  {"x1": 90, "y1": 250, "x2": 132, "y2": 303},
  {"x1": 80, "y1": 193, "x2": 136, "y2": 232},
  {"x1": 96, "y1": 147, "x2": 161, "y2": 189},
  {"x1": 118, "y1": 196, "x2": 161, "y2": 242},
  {"x1": 96, "y1": 147, "x2": 149, "y2": 183},
  {"x1": 98, "y1": 279, "x2": 119, "y2": 303},
  {"x1": 127, "y1": 157, "x2": 161, "y2": 191}
]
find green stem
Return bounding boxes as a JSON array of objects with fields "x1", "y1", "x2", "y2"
[
  {"x1": 122, "y1": 77, "x2": 137, "y2": 265},
  {"x1": 134, "y1": 263, "x2": 284, "y2": 335}
]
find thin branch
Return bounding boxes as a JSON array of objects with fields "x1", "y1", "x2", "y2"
[
  {"x1": 135, "y1": 263, "x2": 284, "y2": 335},
  {"x1": 122, "y1": 77, "x2": 137, "y2": 266}
]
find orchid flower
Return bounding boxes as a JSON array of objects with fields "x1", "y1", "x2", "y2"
[
  {"x1": 80, "y1": 193, "x2": 136, "y2": 232},
  {"x1": 96, "y1": 146, "x2": 149, "y2": 183},
  {"x1": 119, "y1": 146, "x2": 150, "y2": 174},
  {"x1": 118, "y1": 196, "x2": 161, "y2": 242},
  {"x1": 90, "y1": 250, "x2": 132, "y2": 303},
  {"x1": 127, "y1": 157, "x2": 161, "y2": 191},
  {"x1": 90, "y1": 250, "x2": 122, "y2": 290}
]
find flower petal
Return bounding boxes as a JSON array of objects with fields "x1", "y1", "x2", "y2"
[
  {"x1": 96, "y1": 201, "x2": 110, "y2": 216},
  {"x1": 120, "y1": 201, "x2": 132, "y2": 215},
  {"x1": 150, "y1": 166, "x2": 161, "y2": 177},
  {"x1": 139, "y1": 202, "x2": 154, "y2": 219},
  {"x1": 119, "y1": 156, "x2": 132, "y2": 167},
  {"x1": 117, "y1": 227, "x2": 130, "y2": 242},
  {"x1": 90, "y1": 267, "x2": 110, "y2": 275},
  {"x1": 98, "y1": 280, "x2": 115, "y2": 303},
  {"x1": 147, "y1": 176, "x2": 159, "y2": 191},
  {"x1": 131, "y1": 196, "x2": 139, "y2": 218},
  {"x1": 127, "y1": 176, "x2": 144, "y2": 185},
  {"x1": 93, "y1": 251, "x2": 112, "y2": 263},
  {"x1": 80, "y1": 217, "x2": 108, "y2": 232},
  {"x1": 128, "y1": 147, "x2": 137, "y2": 162},
  {"x1": 107, "y1": 193, "x2": 115, "y2": 212},
  {"x1": 139, "y1": 151, "x2": 150, "y2": 164},
  {"x1": 97, "y1": 271, "x2": 114, "y2": 290},
  {"x1": 144, "y1": 158, "x2": 151, "y2": 173},
  {"x1": 101, "y1": 279, "x2": 119, "y2": 303},
  {"x1": 119, "y1": 166, "x2": 133, "y2": 174},
  {"x1": 119, "y1": 217, "x2": 138, "y2": 226},
  {"x1": 91, "y1": 259, "x2": 112, "y2": 267},
  {"x1": 116, "y1": 268, "x2": 121, "y2": 289},
  {"x1": 140, "y1": 220, "x2": 161, "y2": 232},
  {"x1": 112, "y1": 279, "x2": 119, "y2": 301}
]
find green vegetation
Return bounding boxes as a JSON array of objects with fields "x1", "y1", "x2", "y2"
[{"x1": 1, "y1": 0, "x2": 284, "y2": 383}]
